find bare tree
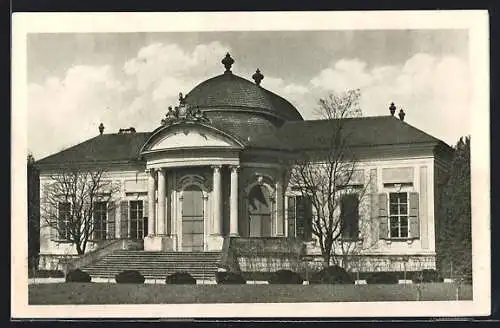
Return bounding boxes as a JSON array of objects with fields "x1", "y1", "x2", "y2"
[
  {"x1": 289, "y1": 89, "x2": 374, "y2": 269},
  {"x1": 40, "y1": 168, "x2": 119, "y2": 255}
]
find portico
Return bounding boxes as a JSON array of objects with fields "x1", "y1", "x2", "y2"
[{"x1": 143, "y1": 163, "x2": 242, "y2": 251}]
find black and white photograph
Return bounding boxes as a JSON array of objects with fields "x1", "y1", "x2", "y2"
[{"x1": 11, "y1": 11, "x2": 490, "y2": 318}]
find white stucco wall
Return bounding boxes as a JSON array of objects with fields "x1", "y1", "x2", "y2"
[{"x1": 287, "y1": 155, "x2": 437, "y2": 260}]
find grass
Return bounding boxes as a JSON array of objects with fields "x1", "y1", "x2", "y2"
[{"x1": 28, "y1": 283, "x2": 472, "y2": 304}]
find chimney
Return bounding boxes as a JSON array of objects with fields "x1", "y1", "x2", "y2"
[
  {"x1": 389, "y1": 102, "x2": 396, "y2": 116},
  {"x1": 118, "y1": 127, "x2": 136, "y2": 134},
  {"x1": 98, "y1": 123, "x2": 104, "y2": 135},
  {"x1": 398, "y1": 109, "x2": 406, "y2": 121}
]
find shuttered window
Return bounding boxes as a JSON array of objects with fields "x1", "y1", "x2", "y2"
[
  {"x1": 56, "y1": 202, "x2": 71, "y2": 241},
  {"x1": 389, "y1": 192, "x2": 409, "y2": 238},
  {"x1": 293, "y1": 195, "x2": 313, "y2": 241},
  {"x1": 378, "y1": 192, "x2": 420, "y2": 240},
  {"x1": 340, "y1": 193, "x2": 359, "y2": 239},
  {"x1": 92, "y1": 202, "x2": 107, "y2": 241},
  {"x1": 130, "y1": 200, "x2": 144, "y2": 239}
]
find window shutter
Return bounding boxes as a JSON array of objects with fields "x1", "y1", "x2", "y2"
[
  {"x1": 143, "y1": 200, "x2": 148, "y2": 218},
  {"x1": 378, "y1": 193, "x2": 388, "y2": 239},
  {"x1": 120, "y1": 201, "x2": 129, "y2": 238},
  {"x1": 295, "y1": 196, "x2": 313, "y2": 241},
  {"x1": 92, "y1": 206, "x2": 98, "y2": 241},
  {"x1": 287, "y1": 196, "x2": 296, "y2": 238},
  {"x1": 143, "y1": 200, "x2": 148, "y2": 237},
  {"x1": 107, "y1": 202, "x2": 115, "y2": 240},
  {"x1": 409, "y1": 192, "x2": 420, "y2": 238},
  {"x1": 341, "y1": 194, "x2": 360, "y2": 239}
]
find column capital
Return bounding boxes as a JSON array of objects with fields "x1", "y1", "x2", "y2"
[
  {"x1": 211, "y1": 165, "x2": 222, "y2": 172},
  {"x1": 145, "y1": 168, "x2": 155, "y2": 174},
  {"x1": 229, "y1": 165, "x2": 240, "y2": 173}
]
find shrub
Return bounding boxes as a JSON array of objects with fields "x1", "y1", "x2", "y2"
[
  {"x1": 309, "y1": 265, "x2": 354, "y2": 284},
  {"x1": 413, "y1": 269, "x2": 444, "y2": 283},
  {"x1": 366, "y1": 272, "x2": 398, "y2": 284},
  {"x1": 165, "y1": 272, "x2": 196, "y2": 284},
  {"x1": 65, "y1": 269, "x2": 91, "y2": 283},
  {"x1": 268, "y1": 269, "x2": 303, "y2": 284},
  {"x1": 115, "y1": 270, "x2": 145, "y2": 284},
  {"x1": 216, "y1": 271, "x2": 246, "y2": 284},
  {"x1": 32, "y1": 270, "x2": 65, "y2": 278}
]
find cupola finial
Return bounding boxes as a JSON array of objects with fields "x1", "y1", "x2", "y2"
[
  {"x1": 252, "y1": 68, "x2": 264, "y2": 86},
  {"x1": 389, "y1": 102, "x2": 396, "y2": 116},
  {"x1": 222, "y1": 53, "x2": 234, "y2": 73},
  {"x1": 398, "y1": 108, "x2": 406, "y2": 121},
  {"x1": 98, "y1": 122, "x2": 104, "y2": 135}
]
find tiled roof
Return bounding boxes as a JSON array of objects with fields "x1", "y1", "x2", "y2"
[
  {"x1": 35, "y1": 116, "x2": 446, "y2": 167},
  {"x1": 186, "y1": 73, "x2": 303, "y2": 122},
  {"x1": 206, "y1": 112, "x2": 291, "y2": 150},
  {"x1": 36, "y1": 132, "x2": 151, "y2": 167},
  {"x1": 277, "y1": 115, "x2": 443, "y2": 150}
]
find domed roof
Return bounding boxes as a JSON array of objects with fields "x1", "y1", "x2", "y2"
[{"x1": 184, "y1": 54, "x2": 304, "y2": 123}]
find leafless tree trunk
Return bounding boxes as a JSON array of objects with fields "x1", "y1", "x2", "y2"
[
  {"x1": 289, "y1": 89, "x2": 375, "y2": 269},
  {"x1": 40, "y1": 168, "x2": 119, "y2": 255}
]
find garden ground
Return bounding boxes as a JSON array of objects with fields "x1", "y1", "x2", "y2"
[{"x1": 29, "y1": 282, "x2": 472, "y2": 304}]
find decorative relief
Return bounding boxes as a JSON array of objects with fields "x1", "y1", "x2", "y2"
[
  {"x1": 160, "y1": 92, "x2": 210, "y2": 126},
  {"x1": 176, "y1": 173, "x2": 211, "y2": 191}
]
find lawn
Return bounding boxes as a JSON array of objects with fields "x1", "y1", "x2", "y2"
[{"x1": 28, "y1": 283, "x2": 472, "y2": 304}]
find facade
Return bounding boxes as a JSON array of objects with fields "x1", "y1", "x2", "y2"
[{"x1": 35, "y1": 53, "x2": 453, "y2": 274}]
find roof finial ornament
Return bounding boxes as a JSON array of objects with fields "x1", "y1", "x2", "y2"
[
  {"x1": 179, "y1": 92, "x2": 186, "y2": 105},
  {"x1": 98, "y1": 122, "x2": 104, "y2": 135},
  {"x1": 389, "y1": 102, "x2": 396, "y2": 116},
  {"x1": 252, "y1": 68, "x2": 264, "y2": 86},
  {"x1": 222, "y1": 52, "x2": 234, "y2": 74},
  {"x1": 398, "y1": 108, "x2": 406, "y2": 121}
]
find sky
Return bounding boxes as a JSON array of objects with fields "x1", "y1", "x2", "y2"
[{"x1": 27, "y1": 30, "x2": 471, "y2": 160}]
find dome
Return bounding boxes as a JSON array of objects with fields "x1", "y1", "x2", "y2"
[{"x1": 184, "y1": 54, "x2": 304, "y2": 124}]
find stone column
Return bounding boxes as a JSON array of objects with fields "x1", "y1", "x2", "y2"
[
  {"x1": 229, "y1": 165, "x2": 240, "y2": 236},
  {"x1": 147, "y1": 168, "x2": 156, "y2": 236},
  {"x1": 157, "y1": 168, "x2": 166, "y2": 235},
  {"x1": 275, "y1": 172, "x2": 285, "y2": 236},
  {"x1": 212, "y1": 165, "x2": 222, "y2": 235}
]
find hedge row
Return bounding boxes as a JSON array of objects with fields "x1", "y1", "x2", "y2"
[{"x1": 63, "y1": 268, "x2": 447, "y2": 285}]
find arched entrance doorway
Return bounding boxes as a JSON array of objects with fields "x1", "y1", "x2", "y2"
[
  {"x1": 181, "y1": 185, "x2": 204, "y2": 251},
  {"x1": 248, "y1": 184, "x2": 273, "y2": 237}
]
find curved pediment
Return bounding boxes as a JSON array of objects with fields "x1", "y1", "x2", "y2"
[{"x1": 141, "y1": 122, "x2": 243, "y2": 154}]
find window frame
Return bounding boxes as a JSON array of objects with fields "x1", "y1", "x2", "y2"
[
  {"x1": 55, "y1": 201, "x2": 72, "y2": 242},
  {"x1": 129, "y1": 200, "x2": 144, "y2": 239},
  {"x1": 92, "y1": 201, "x2": 108, "y2": 241},
  {"x1": 388, "y1": 191, "x2": 410, "y2": 239}
]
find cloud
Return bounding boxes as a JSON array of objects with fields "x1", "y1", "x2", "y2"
[
  {"x1": 28, "y1": 45, "x2": 470, "y2": 160},
  {"x1": 28, "y1": 41, "x2": 232, "y2": 159},
  {"x1": 308, "y1": 53, "x2": 471, "y2": 145},
  {"x1": 28, "y1": 65, "x2": 127, "y2": 159}
]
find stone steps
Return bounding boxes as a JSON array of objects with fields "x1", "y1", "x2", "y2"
[{"x1": 81, "y1": 250, "x2": 222, "y2": 281}]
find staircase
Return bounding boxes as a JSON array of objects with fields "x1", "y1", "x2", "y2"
[{"x1": 81, "y1": 250, "x2": 222, "y2": 281}]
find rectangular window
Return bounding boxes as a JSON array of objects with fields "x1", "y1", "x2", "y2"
[
  {"x1": 340, "y1": 193, "x2": 359, "y2": 239},
  {"x1": 57, "y1": 202, "x2": 71, "y2": 240},
  {"x1": 130, "y1": 200, "x2": 144, "y2": 239},
  {"x1": 93, "y1": 201, "x2": 107, "y2": 241},
  {"x1": 389, "y1": 192, "x2": 409, "y2": 238}
]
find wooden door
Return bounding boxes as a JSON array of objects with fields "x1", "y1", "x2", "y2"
[{"x1": 181, "y1": 185, "x2": 204, "y2": 251}]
